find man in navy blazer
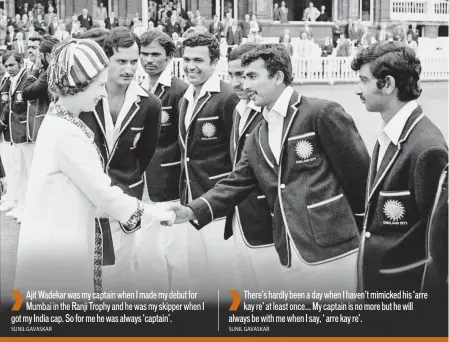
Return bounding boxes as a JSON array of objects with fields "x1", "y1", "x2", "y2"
[
  {"x1": 351, "y1": 42, "x2": 448, "y2": 295},
  {"x1": 79, "y1": 28, "x2": 161, "y2": 290},
  {"x1": 169, "y1": 44, "x2": 370, "y2": 294},
  {"x1": 178, "y1": 33, "x2": 240, "y2": 299},
  {"x1": 221, "y1": 43, "x2": 281, "y2": 291},
  {"x1": 135, "y1": 30, "x2": 190, "y2": 292}
]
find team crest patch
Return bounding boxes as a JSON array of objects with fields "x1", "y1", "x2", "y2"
[
  {"x1": 1, "y1": 94, "x2": 7, "y2": 102},
  {"x1": 295, "y1": 140, "x2": 316, "y2": 164},
  {"x1": 161, "y1": 111, "x2": 170, "y2": 125},
  {"x1": 202, "y1": 122, "x2": 216, "y2": 139},
  {"x1": 132, "y1": 132, "x2": 141, "y2": 148},
  {"x1": 383, "y1": 199, "x2": 407, "y2": 225},
  {"x1": 16, "y1": 92, "x2": 23, "y2": 102}
]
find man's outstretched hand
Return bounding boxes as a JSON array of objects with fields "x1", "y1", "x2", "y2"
[{"x1": 160, "y1": 203, "x2": 197, "y2": 226}]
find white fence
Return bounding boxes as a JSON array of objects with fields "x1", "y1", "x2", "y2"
[
  {"x1": 169, "y1": 56, "x2": 449, "y2": 84},
  {"x1": 390, "y1": 0, "x2": 449, "y2": 21}
]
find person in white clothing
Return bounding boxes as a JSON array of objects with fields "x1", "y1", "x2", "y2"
[{"x1": 13, "y1": 39, "x2": 174, "y2": 294}]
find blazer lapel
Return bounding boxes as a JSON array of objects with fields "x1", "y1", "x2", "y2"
[
  {"x1": 367, "y1": 107, "x2": 425, "y2": 202},
  {"x1": 93, "y1": 101, "x2": 108, "y2": 142},
  {"x1": 107, "y1": 98, "x2": 141, "y2": 163},
  {"x1": 155, "y1": 84, "x2": 166, "y2": 99},
  {"x1": 258, "y1": 122, "x2": 279, "y2": 173},
  {"x1": 186, "y1": 91, "x2": 212, "y2": 135},
  {"x1": 178, "y1": 97, "x2": 188, "y2": 149},
  {"x1": 280, "y1": 91, "x2": 301, "y2": 150},
  {"x1": 117, "y1": 99, "x2": 141, "y2": 138}
]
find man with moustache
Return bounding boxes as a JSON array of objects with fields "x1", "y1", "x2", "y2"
[
  {"x1": 177, "y1": 32, "x2": 240, "y2": 299},
  {"x1": 215, "y1": 43, "x2": 282, "y2": 291},
  {"x1": 132, "y1": 30, "x2": 190, "y2": 292},
  {"x1": 168, "y1": 44, "x2": 369, "y2": 294},
  {"x1": 351, "y1": 42, "x2": 448, "y2": 296},
  {"x1": 79, "y1": 28, "x2": 162, "y2": 291}
]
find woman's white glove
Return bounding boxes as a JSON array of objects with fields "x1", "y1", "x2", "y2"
[{"x1": 142, "y1": 202, "x2": 176, "y2": 225}]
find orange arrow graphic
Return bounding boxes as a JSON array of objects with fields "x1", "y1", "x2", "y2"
[
  {"x1": 12, "y1": 290, "x2": 23, "y2": 311},
  {"x1": 229, "y1": 290, "x2": 240, "y2": 311}
]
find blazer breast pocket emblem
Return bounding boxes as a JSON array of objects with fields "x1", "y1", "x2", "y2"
[
  {"x1": 383, "y1": 199, "x2": 406, "y2": 225},
  {"x1": 1, "y1": 94, "x2": 8, "y2": 102},
  {"x1": 295, "y1": 140, "x2": 316, "y2": 163},
  {"x1": 202, "y1": 122, "x2": 217, "y2": 140},
  {"x1": 16, "y1": 92, "x2": 23, "y2": 102}
]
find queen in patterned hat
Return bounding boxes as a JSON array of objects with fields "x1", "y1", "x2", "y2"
[{"x1": 13, "y1": 39, "x2": 175, "y2": 294}]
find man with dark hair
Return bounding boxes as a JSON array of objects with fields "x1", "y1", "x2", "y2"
[
  {"x1": 170, "y1": 44, "x2": 370, "y2": 294},
  {"x1": 78, "y1": 8, "x2": 93, "y2": 31},
  {"x1": 208, "y1": 15, "x2": 223, "y2": 41},
  {"x1": 177, "y1": 32, "x2": 240, "y2": 298},
  {"x1": 221, "y1": 43, "x2": 281, "y2": 291},
  {"x1": 79, "y1": 27, "x2": 162, "y2": 291},
  {"x1": 0, "y1": 51, "x2": 29, "y2": 222},
  {"x1": 133, "y1": 30, "x2": 190, "y2": 292},
  {"x1": 22, "y1": 36, "x2": 59, "y2": 145},
  {"x1": 351, "y1": 42, "x2": 448, "y2": 294},
  {"x1": 26, "y1": 36, "x2": 43, "y2": 66}
]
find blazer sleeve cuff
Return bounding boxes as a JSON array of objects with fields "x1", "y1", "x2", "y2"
[{"x1": 187, "y1": 196, "x2": 214, "y2": 230}]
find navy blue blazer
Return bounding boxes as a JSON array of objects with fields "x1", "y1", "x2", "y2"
[
  {"x1": 145, "y1": 76, "x2": 189, "y2": 202},
  {"x1": 223, "y1": 107, "x2": 273, "y2": 247},
  {"x1": 80, "y1": 84, "x2": 162, "y2": 232},
  {"x1": 178, "y1": 79, "x2": 240, "y2": 214},
  {"x1": 188, "y1": 90, "x2": 370, "y2": 265},
  {"x1": 0, "y1": 68, "x2": 30, "y2": 144},
  {"x1": 358, "y1": 106, "x2": 448, "y2": 293}
]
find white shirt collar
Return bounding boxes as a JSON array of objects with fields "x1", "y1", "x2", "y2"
[
  {"x1": 153, "y1": 63, "x2": 173, "y2": 90},
  {"x1": 183, "y1": 73, "x2": 221, "y2": 103},
  {"x1": 235, "y1": 99, "x2": 261, "y2": 116},
  {"x1": 262, "y1": 86, "x2": 294, "y2": 122},
  {"x1": 377, "y1": 100, "x2": 418, "y2": 146}
]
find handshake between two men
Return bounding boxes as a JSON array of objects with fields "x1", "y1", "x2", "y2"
[{"x1": 154, "y1": 202, "x2": 196, "y2": 227}]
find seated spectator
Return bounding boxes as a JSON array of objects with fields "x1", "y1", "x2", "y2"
[
  {"x1": 301, "y1": 22, "x2": 314, "y2": 40},
  {"x1": 376, "y1": 23, "x2": 388, "y2": 42},
  {"x1": 406, "y1": 33, "x2": 418, "y2": 52},
  {"x1": 279, "y1": 28, "x2": 290, "y2": 43},
  {"x1": 332, "y1": 20, "x2": 341, "y2": 47},
  {"x1": 336, "y1": 33, "x2": 351, "y2": 57},
  {"x1": 321, "y1": 36, "x2": 334, "y2": 57},
  {"x1": 54, "y1": 22, "x2": 70, "y2": 42},
  {"x1": 282, "y1": 35, "x2": 294, "y2": 57},
  {"x1": 297, "y1": 31, "x2": 313, "y2": 57},
  {"x1": 360, "y1": 25, "x2": 372, "y2": 48},
  {"x1": 172, "y1": 32, "x2": 183, "y2": 58}
]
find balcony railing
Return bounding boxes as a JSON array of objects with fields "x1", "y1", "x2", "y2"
[{"x1": 390, "y1": 0, "x2": 449, "y2": 21}]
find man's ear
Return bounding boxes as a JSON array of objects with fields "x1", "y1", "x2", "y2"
[{"x1": 382, "y1": 75, "x2": 396, "y2": 96}]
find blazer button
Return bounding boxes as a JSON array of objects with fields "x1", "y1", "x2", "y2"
[
  {"x1": 280, "y1": 184, "x2": 286, "y2": 189},
  {"x1": 365, "y1": 231, "x2": 371, "y2": 239}
]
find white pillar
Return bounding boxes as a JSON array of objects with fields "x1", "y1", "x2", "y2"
[
  {"x1": 142, "y1": 0, "x2": 148, "y2": 29},
  {"x1": 216, "y1": 0, "x2": 221, "y2": 17},
  {"x1": 234, "y1": 0, "x2": 238, "y2": 20}
]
